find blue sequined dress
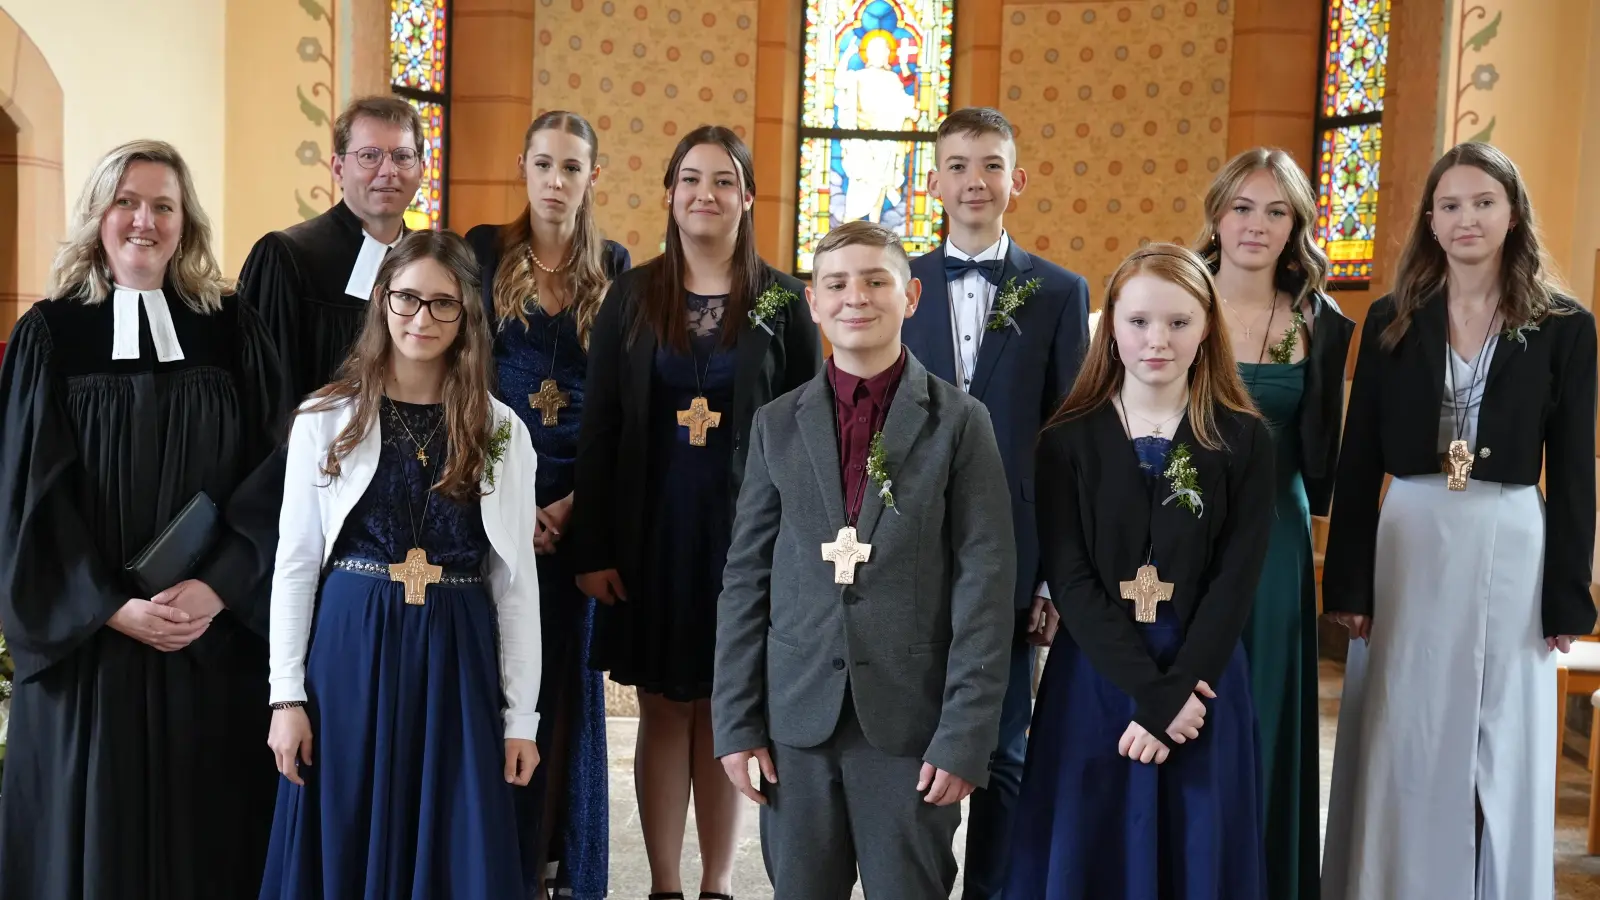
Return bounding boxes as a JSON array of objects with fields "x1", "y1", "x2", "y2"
[
  {"x1": 590, "y1": 292, "x2": 737, "y2": 701},
  {"x1": 494, "y1": 304, "x2": 609, "y2": 898},
  {"x1": 259, "y1": 399, "x2": 522, "y2": 900},
  {"x1": 1005, "y1": 436, "x2": 1266, "y2": 900}
]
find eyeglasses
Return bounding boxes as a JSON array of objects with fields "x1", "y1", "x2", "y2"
[
  {"x1": 343, "y1": 146, "x2": 420, "y2": 170},
  {"x1": 386, "y1": 290, "x2": 463, "y2": 323}
]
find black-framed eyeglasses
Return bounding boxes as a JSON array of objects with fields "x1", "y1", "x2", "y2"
[
  {"x1": 343, "y1": 146, "x2": 420, "y2": 170},
  {"x1": 386, "y1": 290, "x2": 463, "y2": 323}
]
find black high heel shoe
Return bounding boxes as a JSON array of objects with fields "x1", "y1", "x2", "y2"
[
  {"x1": 699, "y1": 894, "x2": 734, "y2": 899},
  {"x1": 646, "y1": 894, "x2": 685, "y2": 900}
]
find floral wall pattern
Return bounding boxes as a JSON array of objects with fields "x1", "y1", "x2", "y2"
[
  {"x1": 1452, "y1": 5, "x2": 1501, "y2": 145},
  {"x1": 295, "y1": 0, "x2": 340, "y2": 220},
  {"x1": 529, "y1": 0, "x2": 760, "y2": 260},
  {"x1": 998, "y1": 1, "x2": 1236, "y2": 295}
]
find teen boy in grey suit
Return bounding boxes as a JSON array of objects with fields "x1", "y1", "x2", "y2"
[{"x1": 712, "y1": 220, "x2": 1016, "y2": 899}]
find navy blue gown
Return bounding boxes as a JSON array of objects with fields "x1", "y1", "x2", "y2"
[
  {"x1": 259, "y1": 399, "x2": 523, "y2": 900},
  {"x1": 591, "y1": 292, "x2": 736, "y2": 701},
  {"x1": 1005, "y1": 436, "x2": 1265, "y2": 900},
  {"x1": 493, "y1": 303, "x2": 609, "y2": 898}
]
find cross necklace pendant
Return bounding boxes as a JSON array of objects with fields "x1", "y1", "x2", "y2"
[
  {"x1": 677, "y1": 332, "x2": 722, "y2": 447},
  {"x1": 528, "y1": 310, "x2": 570, "y2": 427},
  {"x1": 388, "y1": 396, "x2": 445, "y2": 466},
  {"x1": 385, "y1": 398, "x2": 443, "y2": 605}
]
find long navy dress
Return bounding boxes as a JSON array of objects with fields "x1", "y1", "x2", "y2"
[
  {"x1": 259, "y1": 399, "x2": 522, "y2": 900},
  {"x1": 493, "y1": 301, "x2": 610, "y2": 897},
  {"x1": 590, "y1": 292, "x2": 736, "y2": 701},
  {"x1": 1006, "y1": 436, "x2": 1265, "y2": 900}
]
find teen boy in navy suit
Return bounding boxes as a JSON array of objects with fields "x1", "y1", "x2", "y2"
[{"x1": 904, "y1": 106, "x2": 1090, "y2": 900}]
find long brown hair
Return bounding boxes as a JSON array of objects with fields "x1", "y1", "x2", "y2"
[
  {"x1": 1047, "y1": 243, "x2": 1258, "y2": 449},
  {"x1": 634, "y1": 125, "x2": 765, "y2": 352},
  {"x1": 1383, "y1": 141, "x2": 1572, "y2": 349},
  {"x1": 492, "y1": 110, "x2": 611, "y2": 348},
  {"x1": 302, "y1": 230, "x2": 497, "y2": 502},
  {"x1": 1195, "y1": 147, "x2": 1330, "y2": 311}
]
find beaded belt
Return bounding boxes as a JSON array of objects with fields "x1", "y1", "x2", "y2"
[{"x1": 330, "y1": 557, "x2": 483, "y2": 584}]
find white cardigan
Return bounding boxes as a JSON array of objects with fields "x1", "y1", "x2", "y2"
[{"x1": 267, "y1": 394, "x2": 543, "y2": 741}]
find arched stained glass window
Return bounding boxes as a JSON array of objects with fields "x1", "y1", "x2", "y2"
[
  {"x1": 391, "y1": 0, "x2": 450, "y2": 231},
  {"x1": 1313, "y1": 0, "x2": 1390, "y2": 287},
  {"x1": 796, "y1": 0, "x2": 954, "y2": 274}
]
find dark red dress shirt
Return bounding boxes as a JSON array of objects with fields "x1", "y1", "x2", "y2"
[{"x1": 827, "y1": 349, "x2": 906, "y2": 524}]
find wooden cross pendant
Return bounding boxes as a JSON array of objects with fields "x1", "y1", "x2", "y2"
[
  {"x1": 529, "y1": 378, "x2": 570, "y2": 427},
  {"x1": 822, "y1": 525, "x2": 873, "y2": 585},
  {"x1": 389, "y1": 547, "x2": 443, "y2": 606},
  {"x1": 1444, "y1": 438, "x2": 1474, "y2": 491},
  {"x1": 1119, "y1": 564, "x2": 1174, "y2": 623},
  {"x1": 676, "y1": 396, "x2": 722, "y2": 447}
]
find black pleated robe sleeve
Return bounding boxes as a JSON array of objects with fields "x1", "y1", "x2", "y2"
[{"x1": 0, "y1": 311, "x2": 130, "y2": 682}]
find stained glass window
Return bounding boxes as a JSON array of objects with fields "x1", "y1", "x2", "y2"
[
  {"x1": 796, "y1": 0, "x2": 955, "y2": 274},
  {"x1": 390, "y1": 0, "x2": 449, "y2": 230},
  {"x1": 1313, "y1": 0, "x2": 1390, "y2": 286}
]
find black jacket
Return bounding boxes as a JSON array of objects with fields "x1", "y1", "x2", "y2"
[
  {"x1": 1323, "y1": 292, "x2": 1598, "y2": 636},
  {"x1": 566, "y1": 262, "x2": 822, "y2": 580},
  {"x1": 1038, "y1": 403, "x2": 1275, "y2": 746},
  {"x1": 1296, "y1": 292, "x2": 1356, "y2": 516}
]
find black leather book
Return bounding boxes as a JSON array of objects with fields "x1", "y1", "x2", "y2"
[{"x1": 125, "y1": 491, "x2": 222, "y2": 598}]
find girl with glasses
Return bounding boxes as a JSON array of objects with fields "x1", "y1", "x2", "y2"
[{"x1": 259, "y1": 230, "x2": 544, "y2": 899}]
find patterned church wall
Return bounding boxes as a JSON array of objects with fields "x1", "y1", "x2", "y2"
[
  {"x1": 529, "y1": 0, "x2": 761, "y2": 260},
  {"x1": 999, "y1": 1, "x2": 1236, "y2": 296}
]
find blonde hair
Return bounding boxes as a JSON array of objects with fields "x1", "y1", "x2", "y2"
[
  {"x1": 1048, "y1": 243, "x2": 1259, "y2": 449},
  {"x1": 47, "y1": 139, "x2": 230, "y2": 312},
  {"x1": 492, "y1": 110, "x2": 611, "y2": 348},
  {"x1": 1195, "y1": 147, "x2": 1329, "y2": 312}
]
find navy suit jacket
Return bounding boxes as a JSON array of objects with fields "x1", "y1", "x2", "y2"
[{"x1": 904, "y1": 239, "x2": 1091, "y2": 610}]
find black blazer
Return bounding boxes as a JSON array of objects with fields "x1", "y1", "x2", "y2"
[
  {"x1": 1038, "y1": 403, "x2": 1274, "y2": 746},
  {"x1": 566, "y1": 262, "x2": 822, "y2": 580},
  {"x1": 460, "y1": 223, "x2": 632, "y2": 322},
  {"x1": 1323, "y1": 293, "x2": 1598, "y2": 636},
  {"x1": 1295, "y1": 292, "x2": 1356, "y2": 515},
  {"x1": 904, "y1": 239, "x2": 1091, "y2": 610}
]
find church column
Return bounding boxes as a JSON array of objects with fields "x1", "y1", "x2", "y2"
[
  {"x1": 446, "y1": 0, "x2": 534, "y2": 231},
  {"x1": 0, "y1": 11, "x2": 65, "y2": 335},
  {"x1": 752, "y1": 0, "x2": 802, "y2": 268},
  {"x1": 951, "y1": 0, "x2": 1001, "y2": 109},
  {"x1": 1225, "y1": 0, "x2": 1321, "y2": 164}
]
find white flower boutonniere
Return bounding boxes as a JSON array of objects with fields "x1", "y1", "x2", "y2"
[
  {"x1": 1161, "y1": 443, "x2": 1203, "y2": 517},
  {"x1": 987, "y1": 277, "x2": 1042, "y2": 333},
  {"x1": 748, "y1": 284, "x2": 794, "y2": 335},
  {"x1": 866, "y1": 431, "x2": 900, "y2": 514}
]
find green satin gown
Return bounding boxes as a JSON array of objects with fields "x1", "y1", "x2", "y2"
[{"x1": 1237, "y1": 358, "x2": 1320, "y2": 900}]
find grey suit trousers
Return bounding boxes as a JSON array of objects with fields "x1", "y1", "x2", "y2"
[{"x1": 760, "y1": 696, "x2": 960, "y2": 900}]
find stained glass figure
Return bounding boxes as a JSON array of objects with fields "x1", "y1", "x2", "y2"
[
  {"x1": 1313, "y1": 0, "x2": 1389, "y2": 286},
  {"x1": 797, "y1": 0, "x2": 953, "y2": 273},
  {"x1": 391, "y1": 0, "x2": 449, "y2": 230}
]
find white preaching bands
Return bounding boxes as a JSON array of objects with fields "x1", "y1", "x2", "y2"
[
  {"x1": 111, "y1": 285, "x2": 185, "y2": 363},
  {"x1": 343, "y1": 230, "x2": 402, "y2": 301}
]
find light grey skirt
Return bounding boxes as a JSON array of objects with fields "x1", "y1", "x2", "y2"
[{"x1": 1322, "y1": 474, "x2": 1555, "y2": 900}]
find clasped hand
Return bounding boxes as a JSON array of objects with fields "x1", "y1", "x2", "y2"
[
  {"x1": 108, "y1": 579, "x2": 223, "y2": 652},
  {"x1": 1119, "y1": 680, "x2": 1215, "y2": 765},
  {"x1": 533, "y1": 492, "x2": 574, "y2": 556}
]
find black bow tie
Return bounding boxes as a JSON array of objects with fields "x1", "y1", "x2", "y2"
[{"x1": 944, "y1": 256, "x2": 1003, "y2": 286}]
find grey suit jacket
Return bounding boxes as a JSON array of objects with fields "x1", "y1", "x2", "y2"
[{"x1": 711, "y1": 350, "x2": 1016, "y2": 787}]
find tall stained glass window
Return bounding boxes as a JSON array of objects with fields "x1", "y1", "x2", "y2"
[
  {"x1": 391, "y1": 0, "x2": 450, "y2": 231},
  {"x1": 797, "y1": 0, "x2": 954, "y2": 274},
  {"x1": 1313, "y1": 0, "x2": 1390, "y2": 287}
]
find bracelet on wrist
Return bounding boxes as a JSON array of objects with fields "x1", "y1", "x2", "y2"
[{"x1": 271, "y1": 700, "x2": 306, "y2": 710}]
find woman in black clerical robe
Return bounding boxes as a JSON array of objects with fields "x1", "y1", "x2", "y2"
[{"x1": 0, "y1": 140, "x2": 289, "y2": 900}]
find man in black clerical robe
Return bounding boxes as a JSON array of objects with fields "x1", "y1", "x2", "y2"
[
  {"x1": 0, "y1": 293, "x2": 291, "y2": 900},
  {"x1": 237, "y1": 95, "x2": 424, "y2": 400}
]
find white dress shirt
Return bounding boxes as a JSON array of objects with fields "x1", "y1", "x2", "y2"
[{"x1": 945, "y1": 233, "x2": 1009, "y2": 393}]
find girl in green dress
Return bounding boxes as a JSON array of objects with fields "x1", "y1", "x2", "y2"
[{"x1": 1197, "y1": 148, "x2": 1355, "y2": 900}]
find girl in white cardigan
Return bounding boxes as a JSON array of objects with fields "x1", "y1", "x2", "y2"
[{"x1": 259, "y1": 230, "x2": 542, "y2": 899}]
